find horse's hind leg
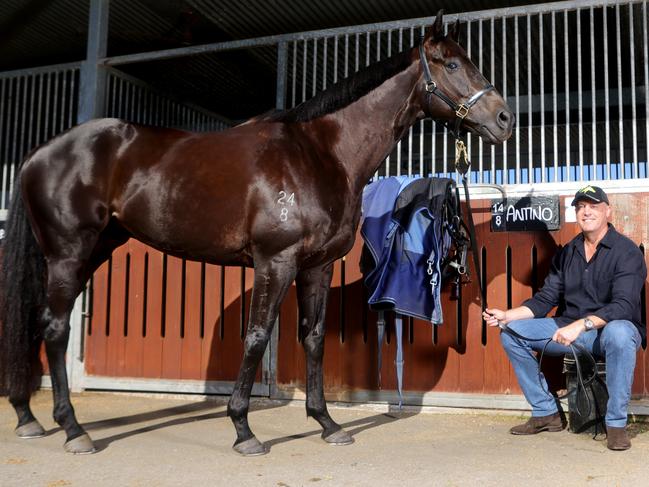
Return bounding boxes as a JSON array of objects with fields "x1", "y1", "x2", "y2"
[
  {"x1": 40, "y1": 227, "x2": 128, "y2": 454},
  {"x1": 296, "y1": 264, "x2": 353, "y2": 445},
  {"x1": 228, "y1": 251, "x2": 297, "y2": 456},
  {"x1": 41, "y1": 255, "x2": 97, "y2": 454}
]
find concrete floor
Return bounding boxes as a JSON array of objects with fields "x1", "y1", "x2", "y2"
[{"x1": 1, "y1": 391, "x2": 648, "y2": 487}]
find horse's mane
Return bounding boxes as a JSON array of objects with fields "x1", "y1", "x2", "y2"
[{"x1": 261, "y1": 48, "x2": 413, "y2": 123}]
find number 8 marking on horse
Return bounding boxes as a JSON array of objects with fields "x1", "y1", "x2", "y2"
[{"x1": 277, "y1": 190, "x2": 296, "y2": 222}]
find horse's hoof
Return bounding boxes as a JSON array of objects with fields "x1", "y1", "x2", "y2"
[
  {"x1": 322, "y1": 428, "x2": 354, "y2": 445},
  {"x1": 63, "y1": 434, "x2": 96, "y2": 455},
  {"x1": 232, "y1": 437, "x2": 268, "y2": 456},
  {"x1": 15, "y1": 420, "x2": 46, "y2": 439}
]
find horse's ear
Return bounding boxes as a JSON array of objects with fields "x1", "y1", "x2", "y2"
[
  {"x1": 448, "y1": 19, "x2": 461, "y2": 42},
  {"x1": 424, "y1": 9, "x2": 445, "y2": 41}
]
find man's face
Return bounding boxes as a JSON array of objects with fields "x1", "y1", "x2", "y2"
[{"x1": 575, "y1": 200, "x2": 611, "y2": 234}]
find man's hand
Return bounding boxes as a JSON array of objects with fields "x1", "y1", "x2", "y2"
[
  {"x1": 552, "y1": 321, "x2": 583, "y2": 346},
  {"x1": 483, "y1": 308, "x2": 507, "y2": 327}
]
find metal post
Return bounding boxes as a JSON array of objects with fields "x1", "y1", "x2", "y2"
[
  {"x1": 266, "y1": 40, "x2": 289, "y2": 399},
  {"x1": 77, "y1": 0, "x2": 109, "y2": 123}
]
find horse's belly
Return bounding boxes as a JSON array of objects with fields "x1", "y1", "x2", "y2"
[{"x1": 118, "y1": 211, "x2": 252, "y2": 266}]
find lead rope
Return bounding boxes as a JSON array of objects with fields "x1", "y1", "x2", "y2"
[{"x1": 454, "y1": 139, "x2": 486, "y2": 313}]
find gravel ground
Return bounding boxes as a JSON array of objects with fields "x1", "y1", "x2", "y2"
[{"x1": 1, "y1": 391, "x2": 648, "y2": 487}]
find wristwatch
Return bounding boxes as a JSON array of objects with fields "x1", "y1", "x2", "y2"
[{"x1": 584, "y1": 318, "x2": 595, "y2": 331}]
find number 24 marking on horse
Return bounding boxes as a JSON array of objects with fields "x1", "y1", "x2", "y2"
[{"x1": 277, "y1": 191, "x2": 296, "y2": 222}]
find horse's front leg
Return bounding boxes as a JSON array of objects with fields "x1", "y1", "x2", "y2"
[
  {"x1": 297, "y1": 264, "x2": 354, "y2": 446},
  {"x1": 228, "y1": 252, "x2": 297, "y2": 456}
]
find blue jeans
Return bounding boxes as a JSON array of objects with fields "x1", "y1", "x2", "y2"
[{"x1": 501, "y1": 318, "x2": 641, "y2": 427}]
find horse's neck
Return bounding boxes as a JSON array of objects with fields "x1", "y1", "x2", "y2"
[{"x1": 321, "y1": 62, "x2": 421, "y2": 194}]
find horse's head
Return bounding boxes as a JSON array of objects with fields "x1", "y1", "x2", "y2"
[{"x1": 417, "y1": 11, "x2": 514, "y2": 144}]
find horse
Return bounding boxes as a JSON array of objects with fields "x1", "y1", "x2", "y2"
[{"x1": 0, "y1": 11, "x2": 513, "y2": 456}]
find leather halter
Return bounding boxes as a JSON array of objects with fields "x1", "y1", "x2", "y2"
[{"x1": 418, "y1": 42, "x2": 494, "y2": 138}]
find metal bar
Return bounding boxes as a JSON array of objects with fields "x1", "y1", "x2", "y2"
[
  {"x1": 565, "y1": 10, "x2": 571, "y2": 181},
  {"x1": 577, "y1": 7, "x2": 584, "y2": 180},
  {"x1": 0, "y1": 62, "x2": 82, "y2": 79},
  {"x1": 301, "y1": 39, "x2": 307, "y2": 103},
  {"x1": 590, "y1": 7, "x2": 597, "y2": 179},
  {"x1": 366, "y1": 30, "x2": 371, "y2": 67},
  {"x1": 276, "y1": 41, "x2": 288, "y2": 110},
  {"x1": 333, "y1": 35, "x2": 338, "y2": 84},
  {"x1": 490, "y1": 17, "x2": 495, "y2": 183},
  {"x1": 291, "y1": 41, "x2": 297, "y2": 107},
  {"x1": 552, "y1": 11, "x2": 558, "y2": 182},
  {"x1": 478, "y1": 19, "x2": 484, "y2": 183},
  {"x1": 615, "y1": 4, "x2": 624, "y2": 178},
  {"x1": 384, "y1": 30, "x2": 392, "y2": 176},
  {"x1": 374, "y1": 31, "x2": 381, "y2": 180},
  {"x1": 408, "y1": 27, "x2": 413, "y2": 176},
  {"x1": 443, "y1": 126, "x2": 448, "y2": 179},
  {"x1": 61, "y1": 69, "x2": 69, "y2": 130},
  {"x1": 69, "y1": 70, "x2": 77, "y2": 128},
  {"x1": 629, "y1": 4, "x2": 638, "y2": 176},
  {"x1": 0, "y1": 78, "x2": 7, "y2": 210},
  {"x1": 604, "y1": 6, "x2": 611, "y2": 178},
  {"x1": 527, "y1": 15, "x2": 532, "y2": 183},
  {"x1": 432, "y1": 120, "x2": 437, "y2": 176},
  {"x1": 467, "y1": 20, "x2": 473, "y2": 179},
  {"x1": 9, "y1": 76, "x2": 22, "y2": 202},
  {"x1": 43, "y1": 72, "x2": 51, "y2": 140},
  {"x1": 312, "y1": 38, "x2": 317, "y2": 97},
  {"x1": 396, "y1": 29, "x2": 402, "y2": 177},
  {"x1": 344, "y1": 34, "x2": 349, "y2": 79},
  {"x1": 540, "y1": 13, "x2": 546, "y2": 182},
  {"x1": 503, "y1": 17, "x2": 508, "y2": 184},
  {"x1": 26, "y1": 75, "x2": 36, "y2": 154},
  {"x1": 515, "y1": 15, "x2": 521, "y2": 183},
  {"x1": 322, "y1": 37, "x2": 327, "y2": 90},
  {"x1": 644, "y1": 1, "x2": 649, "y2": 175}
]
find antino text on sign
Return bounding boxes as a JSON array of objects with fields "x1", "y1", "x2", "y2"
[{"x1": 491, "y1": 195, "x2": 560, "y2": 232}]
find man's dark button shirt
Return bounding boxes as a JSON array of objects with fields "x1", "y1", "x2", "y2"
[{"x1": 523, "y1": 224, "x2": 647, "y2": 340}]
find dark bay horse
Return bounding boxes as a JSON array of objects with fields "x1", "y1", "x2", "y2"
[{"x1": 0, "y1": 12, "x2": 513, "y2": 456}]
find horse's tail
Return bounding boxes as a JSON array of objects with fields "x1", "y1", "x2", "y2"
[{"x1": 0, "y1": 176, "x2": 47, "y2": 399}]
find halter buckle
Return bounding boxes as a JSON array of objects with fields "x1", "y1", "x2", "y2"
[
  {"x1": 455, "y1": 104, "x2": 469, "y2": 119},
  {"x1": 425, "y1": 81, "x2": 437, "y2": 93}
]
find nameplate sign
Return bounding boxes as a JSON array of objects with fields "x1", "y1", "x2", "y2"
[{"x1": 491, "y1": 196, "x2": 560, "y2": 232}]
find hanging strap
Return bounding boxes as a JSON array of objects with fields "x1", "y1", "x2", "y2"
[
  {"x1": 377, "y1": 310, "x2": 386, "y2": 389},
  {"x1": 455, "y1": 139, "x2": 487, "y2": 312},
  {"x1": 395, "y1": 314, "x2": 404, "y2": 409},
  {"x1": 376, "y1": 311, "x2": 404, "y2": 409}
]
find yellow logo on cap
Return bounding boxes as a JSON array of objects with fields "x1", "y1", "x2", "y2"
[{"x1": 578, "y1": 186, "x2": 597, "y2": 194}]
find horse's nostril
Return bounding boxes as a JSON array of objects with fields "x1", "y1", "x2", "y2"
[{"x1": 497, "y1": 110, "x2": 513, "y2": 128}]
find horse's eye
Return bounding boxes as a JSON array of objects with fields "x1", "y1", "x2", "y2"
[{"x1": 446, "y1": 62, "x2": 459, "y2": 71}]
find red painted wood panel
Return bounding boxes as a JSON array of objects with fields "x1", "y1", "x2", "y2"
[
  {"x1": 123, "y1": 240, "x2": 146, "y2": 378},
  {"x1": 141, "y1": 248, "x2": 164, "y2": 377},
  {"x1": 161, "y1": 255, "x2": 183, "y2": 379}
]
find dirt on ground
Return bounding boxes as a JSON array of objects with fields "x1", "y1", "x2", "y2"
[{"x1": 1, "y1": 391, "x2": 648, "y2": 487}]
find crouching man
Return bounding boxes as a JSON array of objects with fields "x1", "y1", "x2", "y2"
[{"x1": 483, "y1": 186, "x2": 646, "y2": 450}]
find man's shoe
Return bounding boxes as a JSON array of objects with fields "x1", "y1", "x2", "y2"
[
  {"x1": 510, "y1": 412, "x2": 566, "y2": 435},
  {"x1": 606, "y1": 426, "x2": 631, "y2": 450}
]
